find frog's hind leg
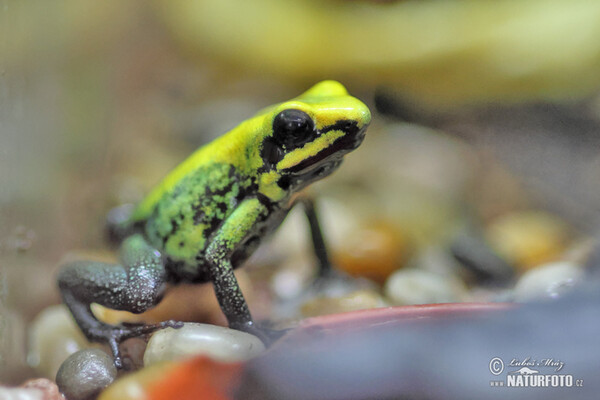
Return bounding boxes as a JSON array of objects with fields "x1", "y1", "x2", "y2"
[{"x1": 57, "y1": 234, "x2": 181, "y2": 368}]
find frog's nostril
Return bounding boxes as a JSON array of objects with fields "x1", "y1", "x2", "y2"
[{"x1": 344, "y1": 121, "x2": 358, "y2": 133}]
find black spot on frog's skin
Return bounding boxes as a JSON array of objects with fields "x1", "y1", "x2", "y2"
[
  {"x1": 217, "y1": 202, "x2": 228, "y2": 213},
  {"x1": 192, "y1": 204, "x2": 205, "y2": 226},
  {"x1": 211, "y1": 182, "x2": 234, "y2": 197},
  {"x1": 256, "y1": 192, "x2": 275, "y2": 210},
  {"x1": 179, "y1": 241, "x2": 184, "y2": 248},
  {"x1": 248, "y1": 177, "x2": 259, "y2": 194},
  {"x1": 165, "y1": 258, "x2": 211, "y2": 283},
  {"x1": 228, "y1": 165, "x2": 236, "y2": 178},
  {"x1": 163, "y1": 217, "x2": 181, "y2": 246},
  {"x1": 320, "y1": 119, "x2": 360, "y2": 136},
  {"x1": 237, "y1": 182, "x2": 257, "y2": 204},
  {"x1": 208, "y1": 215, "x2": 222, "y2": 234},
  {"x1": 277, "y1": 175, "x2": 291, "y2": 191}
]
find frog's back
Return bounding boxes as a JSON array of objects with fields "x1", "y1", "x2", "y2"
[
  {"x1": 131, "y1": 119, "x2": 262, "y2": 268},
  {"x1": 142, "y1": 161, "x2": 258, "y2": 267},
  {"x1": 132, "y1": 117, "x2": 262, "y2": 221}
]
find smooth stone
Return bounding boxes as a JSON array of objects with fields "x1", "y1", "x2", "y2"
[
  {"x1": 300, "y1": 289, "x2": 387, "y2": 318},
  {"x1": 98, "y1": 361, "x2": 176, "y2": 400},
  {"x1": 384, "y1": 269, "x2": 467, "y2": 306},
  {"x1": 99, "y1": 357, "x2": 243, "y2": 400},
  {"x1": 271, "y1": 258, "x2": 314, "y2": 302},
  {"x1": 56, "y1": 349, "x2": 117, "y2": 400},
  {"x1": 0, "y1": 387, "x2": 44, "y2": 400},
  {"x1": 143, "y1": 323, "x2": 265, "y2": 366},
  {"x1": 274, "y1": 268, "x2": 377, "y2": 320},
  {"x1": 335, "y1": 222, "x2": 408, "y2": 284},
  {"x1": 27, "y1": 305, "x2": 89, "y2": 378},
  {"x1": 21, "y1": 378, "x2": 63, "y2": 400},
  {"x1": 486, "y1": 211, "x2": 570, "y2": 271},
  {"x1": 409, "y1": 246, "x2": 463, "y2": 278},
  {"x1": 513, "y1": 261, "x2": 583, "y2": 302}
]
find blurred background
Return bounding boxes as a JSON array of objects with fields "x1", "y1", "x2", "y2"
[{"x1": 2, "y1": 0, "x2": 600, "y2": 393}]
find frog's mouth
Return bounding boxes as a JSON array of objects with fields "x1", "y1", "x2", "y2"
[
  {"x1": 277, "y1": 158, "x2": 343, "y2": 191},
  {"x1": 284, "y1": 121, "x2": 367, "y2": 175}
]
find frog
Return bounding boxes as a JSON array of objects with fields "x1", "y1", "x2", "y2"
[{"x1": 57, "y1": 80, "x2": 371, "y2": 368}]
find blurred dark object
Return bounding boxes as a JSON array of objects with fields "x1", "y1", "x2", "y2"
[
  {"x1": 451, "y1": 225, "x2": 515, "y2": 286},
  {"x1": 238, "y1": 292, "x2": 599, "y2": 400},
  {"x1": 376, "y1": 90, "x2": 600, "y2": 233}
]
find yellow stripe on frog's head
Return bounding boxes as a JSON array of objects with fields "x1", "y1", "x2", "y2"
[{"x1": 256, "y1": 80, "x2": 371, "y2": 200}]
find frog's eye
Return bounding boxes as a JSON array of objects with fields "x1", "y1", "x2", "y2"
[{"x1": 272, "y1": 109, "x2": 315, "y2": 147}]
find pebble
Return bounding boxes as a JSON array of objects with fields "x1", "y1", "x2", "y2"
[
  {"x1": 270, "y1": 258, "x2": 314, "y2": 302},
  {"x1": 27, "y1": 305, "x2": 90, "y2": 378},
  {"x1": 21, "y1": 379, "x2": 64, "y2": 400},
  {"x1": 409, "y1": 246, "x2": 464, "y2": 279},
  {"x1": 274, "y1": 268, "x2": 378, "y2": 319},
  {"x1": 0, "y1": 387, "x2": 45, "y2": 400},
  {"x1": 384, "y1": 269, "x2": 468, "y2": 306},
  {"x1": 143, "y1": 323, "x2": 265, "y2": 366},
  {"x1": 98, "y1": 361, "x2": 175, "y2": 400},
  {"x1": 98, "y1": 357, "x2": 242, "y2": 400},
  {"x1": 300, "y1": 289, "x2": 387, "y2": 318},
  {"x1": 513, "y1": 261, "x2": 583, "y2": 302},
  {"x1": 262, "y1": 198, "x2": 360, "y2": 265},
  {"x1": 334, "y1": 222, "x2": 407, "y2": 284},
  {"x1": 486, "y1": 211, "x2": 571, "y2": 271},
  {"x1": 56, "y1": 349, "x2": 117, "y2": 400}
]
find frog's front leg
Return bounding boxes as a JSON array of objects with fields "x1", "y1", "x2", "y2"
[
  {"x1": 296, "y1": 197, "x2": 359, "y2": 295},
  {"x1": 204, "y1": 198, "x2": 281, "y2": 342},
  {"x1": 297, "y1": 197, "x2": 333, "y2": 278},
  {"x1": 57, "y1": 234, "x2": 181, "y2": 368}
]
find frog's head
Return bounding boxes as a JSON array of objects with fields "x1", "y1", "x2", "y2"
[{"x1": 257, "y1": 81, "x2": 371, "y2": 199}]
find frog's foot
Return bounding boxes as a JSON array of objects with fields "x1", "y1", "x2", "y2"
[
  {"x1": 89, "y1": 320, "x2": 183, "y2": 369},
  {"x1": 232, "y1": 321, "x2": 289, "y2": 347}
]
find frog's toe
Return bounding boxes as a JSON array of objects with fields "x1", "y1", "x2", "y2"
[
  {"x1": 236, "y1": 322, "x2": 289, "y2": 346},
  {"x1": 116, "y1": 320, "x2": 184, "y2": 340},
  {"x1": 259, "y1": 326, "x2": 290, "y2": 345},
  {"x1": 120, "y1": 319, "x2": 183, "y2": 330},
  {"x1": 85, "y1": 326, "x2": 131, "y2": 369}
]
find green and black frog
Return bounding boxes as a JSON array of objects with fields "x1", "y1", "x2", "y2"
[{"x1": 58, "y1": 80, "x2": 371, "y2": 367}]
